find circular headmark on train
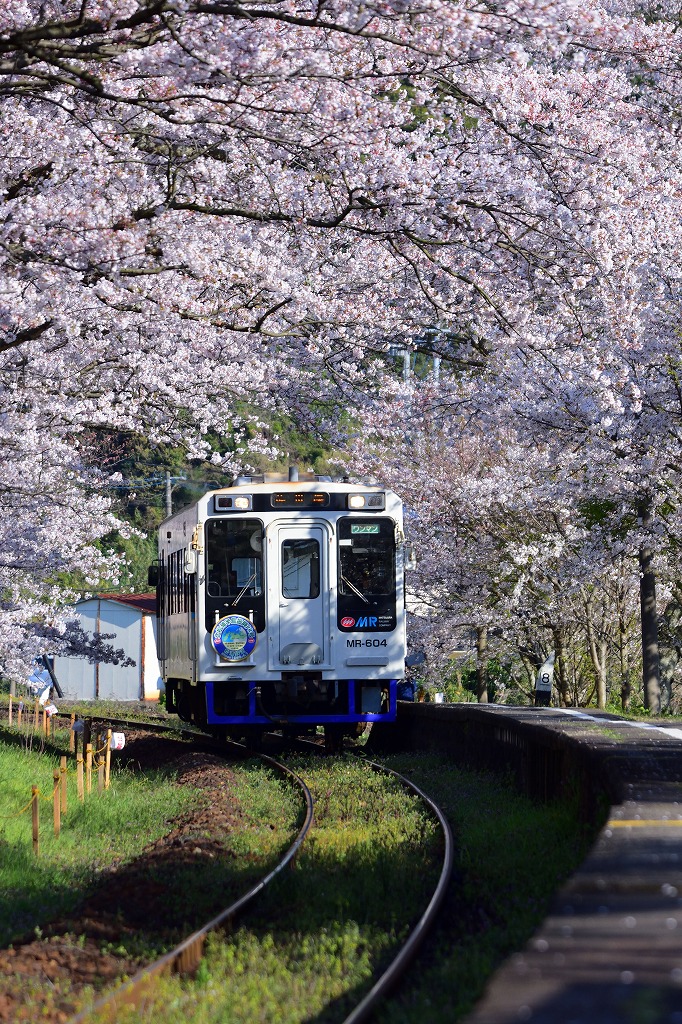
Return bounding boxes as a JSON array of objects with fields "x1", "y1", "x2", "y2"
[{"x1": 211, "y1": 614, "x2": 257, "y2": 661}]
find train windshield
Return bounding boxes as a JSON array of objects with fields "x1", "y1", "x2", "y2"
[
  {"x1": 205, "y1": 519, "x2": 263, "y2": 600},
  {"x1": 338, "y1": 518, "x2": 395, "y2": 597}
]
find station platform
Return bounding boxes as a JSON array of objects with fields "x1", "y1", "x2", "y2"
[{"x1": 391, "y1": 703, "x2": 682, "y2": 1023}]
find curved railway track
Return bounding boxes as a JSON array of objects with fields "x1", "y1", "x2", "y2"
[
  {"x1": 65, "y1": 722, "x2": 314, "y2": 1024},
  {"x1": 341, "y1": 751, "x2": 454, "y2": 1024},
  {"x1": 285, "y1": 738, "x2": 455, "y2": 1024},
  {"x1": 64, "y1": 717, "x2": 453, "y2": 1024}
]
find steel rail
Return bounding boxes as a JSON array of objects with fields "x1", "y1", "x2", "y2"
[
  {"x1": 69, "y1": 720, "x2": 452, "y2": 1022},
  {"x1": 67, "y1": 740, "x2": 314, "y2": 1024},
  {"x1": 79, "y1": 713, "x2": 191, "y2": 736},
  {"x1": 340, "y1": 752, "x2": 455, "y2": 1024}
]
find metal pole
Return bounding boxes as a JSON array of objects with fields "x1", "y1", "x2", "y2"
[
  {"x1": 165, "y1": 470, "x2": 172, "y2": 517},
  {"x1": 41, "y1": 654, "x2": 63, "y2": 698}
]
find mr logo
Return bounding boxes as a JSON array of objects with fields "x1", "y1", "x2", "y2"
[{"x1": 356, "y1": 616, "x2": 378, "y2": 628}]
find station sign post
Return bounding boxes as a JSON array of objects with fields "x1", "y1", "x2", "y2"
[{"x1": 535, "y1": 652, "x2": 555, "y2": 707}]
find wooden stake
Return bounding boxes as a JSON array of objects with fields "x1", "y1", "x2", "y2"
[
  {"x1": 97, "y1": 756, "x2": 105, "y2": 795},
  {"x1": 8, "y1": 694, "x2": 12, "y2": 727},
  {"x1": 42, "y1": 709, "x2": 48, "y2": 736},
  {"x1": 17, "y1": 703, "x2": 22, "y2": 729},
  {"x1": 69, "y1": 714, "x2": 75, "y2": 754},
  {"x1": 86, "y1": 743, "x2": 93, "y2": 795},
  {"x1": 60, "y1": 756, "x2": 67, "y2": 815},
  {"x1": 77, "y1": 755, "x2": 84, "y2": 802},
  {"x1": 105, "y1": 728, "x2": 112, "y2": 790},
  {"x1": 32, "y1": 785, "x2": 39, "y2": 857},
  {"x1": 53, "y1": 769, "x2": 60, "y2": 837}
]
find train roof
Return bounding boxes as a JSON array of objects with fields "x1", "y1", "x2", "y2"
[
  {"x1": 228, "y1": 470, "x2": 381, "y2": 489},
  {"x1": 223, "y1": 478, "x2": 386, "y2": 492},
  {"x1": 160, "y1": 470, "x2": 399, "y2": 527}
]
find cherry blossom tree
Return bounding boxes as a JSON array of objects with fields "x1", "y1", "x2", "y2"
[
  {"x1": 347, "y1": 378, "x2": 654, "y2": 707},
  {"x1": 2, "y1": 0, "x2": 682, "y2": 689}
]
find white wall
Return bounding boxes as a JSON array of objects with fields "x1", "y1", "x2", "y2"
[
  {"x1": 142, "y1": 614, "x2": 163, "y2": 700},
  {"x1": 97, "y1": 601, "x2": 142, "y2": 701}
]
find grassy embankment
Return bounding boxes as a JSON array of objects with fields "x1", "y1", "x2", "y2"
[
  {"x1": 0, "y1": 727, "x2": 297, "y2": 949},
  {"x1": 0, "y1": 728, "x2": 192, "y2": 945},
  {"x1": 79, "y1": 753, "x2": 594, "y2": 1024},
  {"x1": 0, "y1": 725, "x2": 595, "y2": 1024}
]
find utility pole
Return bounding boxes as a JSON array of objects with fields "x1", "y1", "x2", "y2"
[
  {"x1": 164, "y1": 470, "x2": 187, "y2": 517},
  {"x1": 106, "y1": 468, "x2": 186, "y2": 516}
]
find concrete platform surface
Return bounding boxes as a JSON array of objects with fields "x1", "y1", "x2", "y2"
[{"x1": 462, "y1": 710, "x2": 682, "y2": 1024}]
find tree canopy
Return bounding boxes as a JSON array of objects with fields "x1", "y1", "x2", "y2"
[{"x1": 2, "y1": 0, "x2": 682, "y2": 698}]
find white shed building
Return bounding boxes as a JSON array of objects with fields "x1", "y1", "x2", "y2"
[{"x1": 53, "y1": 594, "x2": 162, "y2": 702}]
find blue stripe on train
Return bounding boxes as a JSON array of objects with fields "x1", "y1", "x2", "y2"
[{"x1": 205, "y1": 679, "x2": 398, "y2": 725}]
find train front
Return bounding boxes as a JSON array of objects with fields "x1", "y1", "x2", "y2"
[{"x1": 198, "y1": 477, "x2": 407, "y2": 737}]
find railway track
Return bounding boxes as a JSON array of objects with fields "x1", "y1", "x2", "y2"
[
  {"x1": 341, "y1": 751, "x2": 454, "y2": 1024},
  {"x1": 286, "y1": 737, "x2": 455, "y2": 1024},
  {"x1": 65, "y1": 722, "x2": 314, "y2": 1024},
  {"x1": 21, "y1": 714, "x2": 453, "y2": 1024}
]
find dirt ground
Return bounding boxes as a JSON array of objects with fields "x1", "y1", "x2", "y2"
[{"x1": 0, "y1": 732, "x2": 252, "y2": 1024}]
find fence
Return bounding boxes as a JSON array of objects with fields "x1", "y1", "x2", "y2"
[{"x1": 1, "y1": 705, "x2": 115, "y2": 856}]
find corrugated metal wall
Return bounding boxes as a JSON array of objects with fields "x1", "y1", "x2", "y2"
[{"x1": 53, "y1": 598, "x2": 161, "y2": 702}]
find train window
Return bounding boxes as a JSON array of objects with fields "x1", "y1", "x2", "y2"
[
  {"x1": 282, "y1": 539, "x2": 320, "y2": 599},
  {"x1": 170, "y1": 550, "x2": 181, "y2": 614},
  {"x1": 338, "y1": 518, "x2": 395, "y2": 597},
  {"x1": 205, "y1": 519, "x2": 263, "y2": 600}
]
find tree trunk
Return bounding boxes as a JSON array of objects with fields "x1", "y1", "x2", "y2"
[
  {"x1": 519, "y1": 652, "x2": 538, "y2": 702},
  {"x1": 583, "y1": 591, "x2": 607, "y2": 709},
  {"x1": 638, "y1": 498, "x2": 661, "y2": 714},
  {"x1": 476, "y1": 625, "x2": 488, "y2": 703},
  {"x1": 551, "y1": 625, "x2": 569, "y2": 706},
  {"x1": 659, "y1": 649, "x2": 675, "y2": 713},
  {"x1": 618, "y1": 602, "x2": 632, "y2": 709}
]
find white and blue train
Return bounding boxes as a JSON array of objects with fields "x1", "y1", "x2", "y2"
[{"x1": 150, "y1": 469, "x2": 408, "y2": 742}]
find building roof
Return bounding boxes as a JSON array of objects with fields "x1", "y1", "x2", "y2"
[{"x1": 97, "y1": 593, "x2": 157, "y2": 615}]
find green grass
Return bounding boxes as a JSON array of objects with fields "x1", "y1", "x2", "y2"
[
  {"x1": 85, "y1": 753, "x2": 593, "y2": 1024},
  {"x1": 1, "y1": 738, "x2": 596, "y2": 1024},
  {"x1": 374, "y1": 755, "x2": 597, "y2": 1023},
  {"x1": 0, "y1": 728, "x2": 200, "y2": 945}
]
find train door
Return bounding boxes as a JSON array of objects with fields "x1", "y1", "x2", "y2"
[
  {"x1": 185, "y1": 553, "x2": 198, "y2": 682},
  {"x1": 273, "y1": 523, "x2": 329, "y2": 667}
]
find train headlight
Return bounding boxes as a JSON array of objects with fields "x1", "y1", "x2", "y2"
[
  {"x1": 347, "y1": 493, "x2": 386, "y2": 510},
  {"x1": 215, "y1": 494, "x2": 252, "y2": 512}
]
